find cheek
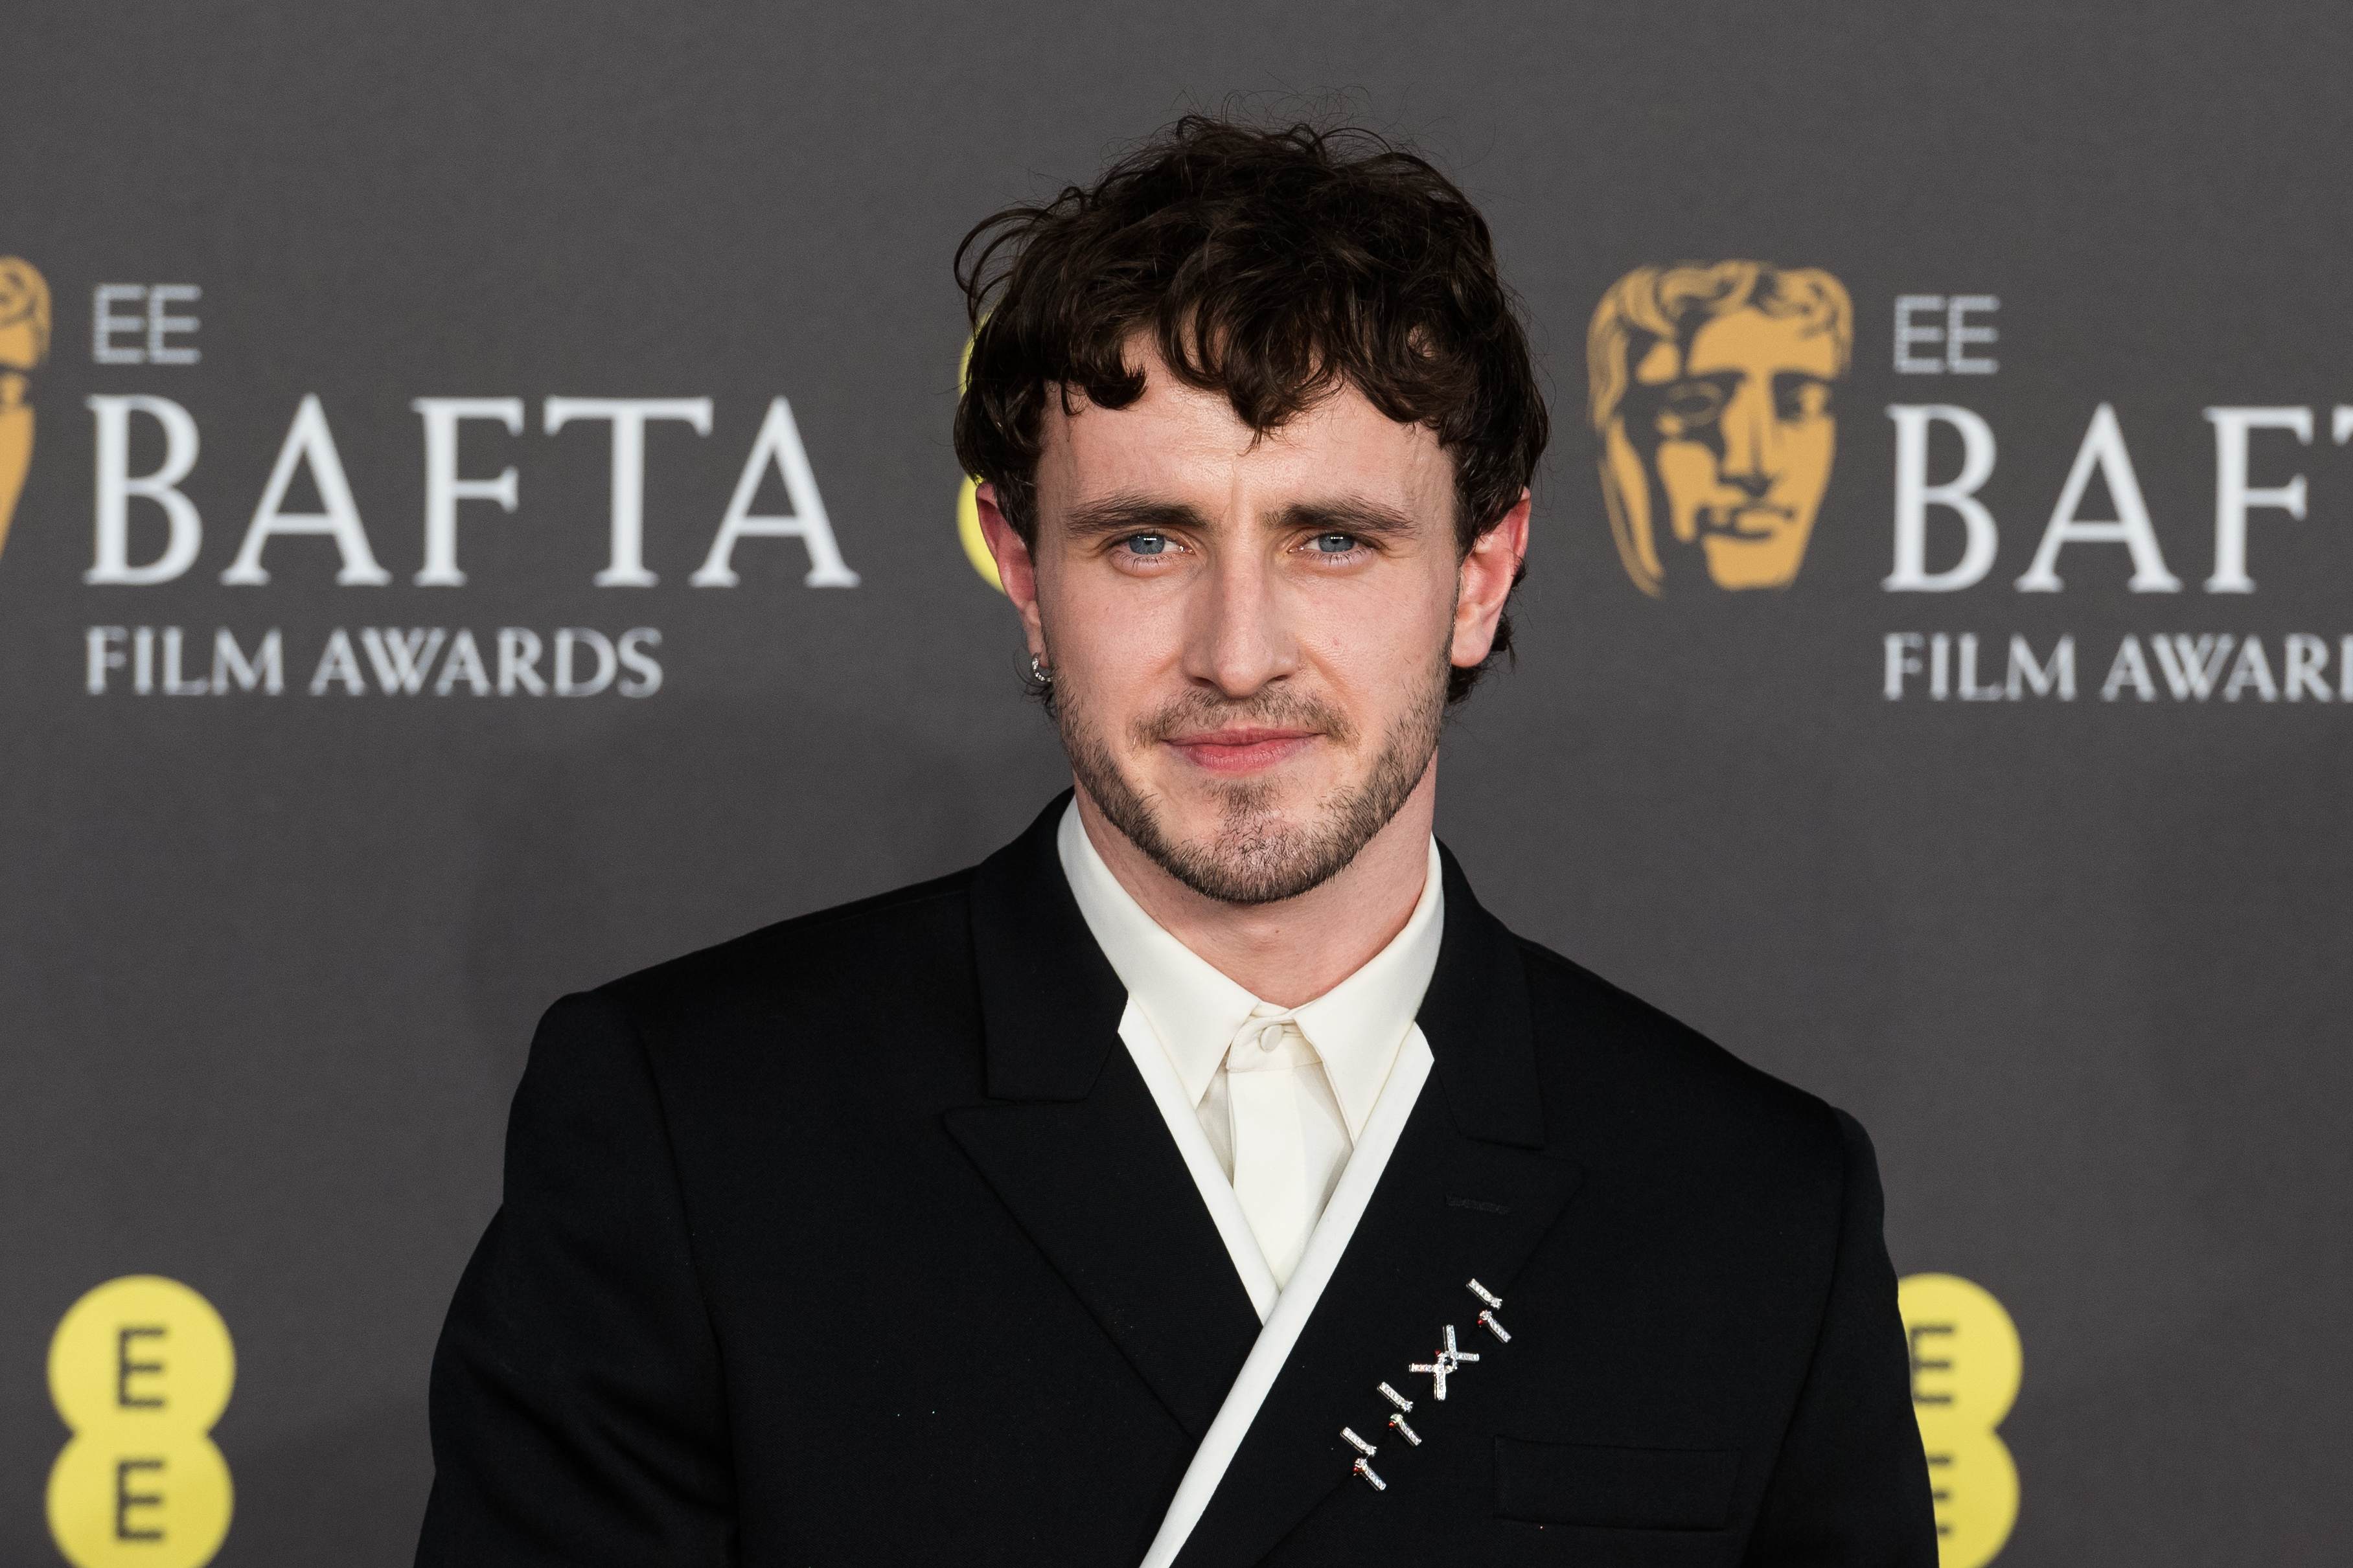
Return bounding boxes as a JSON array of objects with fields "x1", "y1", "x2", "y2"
[
  {"x1": 1299, "y1": 565, "x2": 1459, "y2": 685},
  {"x1": 1039, "y1": 561, "x2": 1186, "y2": 688}
]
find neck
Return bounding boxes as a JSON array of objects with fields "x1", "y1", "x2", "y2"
[{"x1": 1073, "y1": 760, "x2": 1438, "y2": 1007}]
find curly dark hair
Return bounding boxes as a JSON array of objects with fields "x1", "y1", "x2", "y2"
[{"x1": 952, "y1": 116, "x2": 1548, "y2": 704}]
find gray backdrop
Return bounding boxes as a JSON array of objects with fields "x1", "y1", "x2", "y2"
[{"x1": 5, "y1": 3, "x2": 2347, "y2": 1563}]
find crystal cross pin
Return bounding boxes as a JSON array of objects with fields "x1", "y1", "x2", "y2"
[
  {"x1": 1408, "y1": 1323, "x2": 1480, "y2": 1399},
  {"x1": 1468, "y1": 1279, "x2": 1513, "y2": 1339}
]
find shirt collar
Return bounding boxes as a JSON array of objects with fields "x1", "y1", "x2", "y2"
[{"x1": 1056, "y1": 798, "x2": 1445, "y2": 1141}]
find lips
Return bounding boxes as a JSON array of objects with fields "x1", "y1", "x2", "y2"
[{"x1": 1163, "y1": 727, "x2": 1322, "y2": 774}]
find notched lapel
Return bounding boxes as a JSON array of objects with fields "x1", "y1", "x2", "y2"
[
  {"x1": 945, "y1": 1052, "x2": 1263, "y2": 1440},
  {"x1": 948, "y1": 796, "x2": 1262, "y2": 1439}
]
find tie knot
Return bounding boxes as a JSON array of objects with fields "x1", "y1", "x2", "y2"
[{"x1": 1230, "y1": 1006, "x2": 1314, "y2": 1066}]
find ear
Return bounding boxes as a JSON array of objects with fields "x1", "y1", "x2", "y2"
[
  {"x1": 976, "y1": 483, "x2": 1048, "y2": 658},
  {"x1": 1451, "y1": 489, "x2": 1532, "y2": 670}
]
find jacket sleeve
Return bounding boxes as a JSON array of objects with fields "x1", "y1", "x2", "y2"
[
  {"x1": 1745, "y1": 1110, "x2": 1938, "y2": 1567},
  {"x1": 415, "y1": 992, "x2": 736, "y2": 1567}
]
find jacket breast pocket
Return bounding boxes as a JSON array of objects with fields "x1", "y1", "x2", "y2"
[{"x1": 1491, "y1": 1438, "x2": 1741, "y2": 1531}]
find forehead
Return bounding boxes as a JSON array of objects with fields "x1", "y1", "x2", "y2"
[
  {"x1": 1035, "y1": 345, "x2": 1451, "y2": 519},
  {"x1": 1682, "y1": 308, "x2": 1841, "y2": 379}
]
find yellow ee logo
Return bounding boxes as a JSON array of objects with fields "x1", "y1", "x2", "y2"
[
  {"x1": 47, "y1": 1277, "x2": 235, "y2": 1568},
  {"x1": 953, "y1": 334, "x2": 1004, "y2": 593},
  {"x1": 1900, "y1": 1273, "x2": 2021, "y2": 1568}
]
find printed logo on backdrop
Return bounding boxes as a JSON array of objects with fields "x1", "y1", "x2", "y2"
[
  {"x1": 1588, "y1": 261, "x2": 1853, "y2": 595},
  {"x1": 954, "y1": 334, "x2": 1004, "y2": 591},
  {"x1": 1588, "y1": 264, "x2": 2353, "y2": 710},
  {"x1": 0, "y1": 256, "x2": 51, "y2": 563},
  {"x1": 1900, "y1": 1273, "x2": 2022, "y2": 1568},
  {"x1": 49, "y1": 1276, "x2": 235, "y2": 1568},
  {"x1": 39, "y1": 273, "x2": 861, "y2": 700}
]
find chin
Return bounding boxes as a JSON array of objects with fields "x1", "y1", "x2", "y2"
[{"x1": 1159, "y1": 771, "x2": 1311, "y2": 831}]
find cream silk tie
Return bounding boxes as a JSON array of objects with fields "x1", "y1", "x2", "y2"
[{"x1": 1225, "y1": 1002, "x2": 1322, "y2": 1289}]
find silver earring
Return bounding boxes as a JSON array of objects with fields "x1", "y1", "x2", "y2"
[{"x1": 1029, "y1": 653, "x2": 1052, "y2": 684}]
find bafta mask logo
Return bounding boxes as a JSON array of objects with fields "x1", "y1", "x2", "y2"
[
  {"x1": 1589, "y1": 260, "x2": 1851, "y2": 595},
  {"x1": 0, "y1": 256, "x2": 52, "y2": 565}
]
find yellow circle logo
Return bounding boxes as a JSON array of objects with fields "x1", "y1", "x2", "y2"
[
  {"x1": 1900, "y1": 1272, "x2": 2021, "y2": 1568},
  {"x1": 48, "y1": 1276, "x2": 236, "y2": 1568},
  {"x1": 954, "y1": 334, "x2": 1004, "y2": 591}
]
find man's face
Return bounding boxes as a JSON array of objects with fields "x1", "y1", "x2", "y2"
[
  {"x1": 982, "y1": 345, "x2": 1518, "y2": 905},
  {"x1": 1625, "y1": 307, "x2": 1837, "y2": 589}
]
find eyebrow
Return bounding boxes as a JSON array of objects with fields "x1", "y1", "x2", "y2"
[
  {"x1": 1275, "y1": 499, "x2": 1421, "y2": 540},
  {"x1": 1062, "y1": 495, "x2": 1206, "y2": 540},
  {"x1": 1059, "y1": 494, "x2": 1427, "y2": 541}
]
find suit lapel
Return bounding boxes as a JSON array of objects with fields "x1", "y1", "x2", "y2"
[
  {"x1": 1172, "y1": 846, "x2": 1584, "y2": 1568},
  {"x1": 944, "y1": 797, "x2": 1261, "y2": 1440},
  {"x1": 945, "y1": 1059, "x2": 1263, "y2": 1439}
]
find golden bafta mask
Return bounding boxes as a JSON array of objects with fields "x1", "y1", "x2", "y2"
[
  {"x1": 0, "y1": 256, "x2": 53, "y2": 563},
  {"x1": 1589, "y1": 261, "x2": 1851, "y2": 595}
]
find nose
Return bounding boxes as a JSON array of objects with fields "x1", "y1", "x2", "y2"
[
  {"x1": 1718, "y1": 378, "x2": 1778, "y2": 498},
  {"x1": 1182, "y1": 537, "x2": 1298, "y2": 699}
]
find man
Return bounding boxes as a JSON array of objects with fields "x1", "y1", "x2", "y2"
[
  {"x1": 1588, "y1": 261, "x2": 1852, "y2": 595},
  {"x1": 419, "y1": 122, "x2": 1933, "y2": 1567}
]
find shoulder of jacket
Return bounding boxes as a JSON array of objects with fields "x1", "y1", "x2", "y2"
[
  {"x1": 595, "y1": 865, "x2": 978, "y2": 1013},
  {"x1": 1513, "y1": 935, "x2": 1844, "y2": 1157}
]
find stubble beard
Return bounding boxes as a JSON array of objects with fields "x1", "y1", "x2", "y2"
[{"x1": 1059, "y1": 641, "x2": 1451, "y2": 907}]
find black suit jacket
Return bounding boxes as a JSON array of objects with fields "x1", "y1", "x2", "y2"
[{"x1": 418, "y1": 797, "x2": 1935, "y2": 1566}]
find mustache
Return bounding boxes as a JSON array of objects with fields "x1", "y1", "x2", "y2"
[{"x1": 1127, "y1": 687, "x2": 1359, "y2": 750}]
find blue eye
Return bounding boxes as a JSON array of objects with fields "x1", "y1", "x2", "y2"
[
  {"x1": 1311, "y1": 532, "x2": 1358, "y2": 554},
  {"x1": 1126, "y1": 534, "x2": 1169, "y2": 556}
]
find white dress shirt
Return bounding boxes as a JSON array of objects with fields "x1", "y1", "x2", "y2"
[{"x1": 1056, "y1": 801, "x2": 1445, "y2": 1291}]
